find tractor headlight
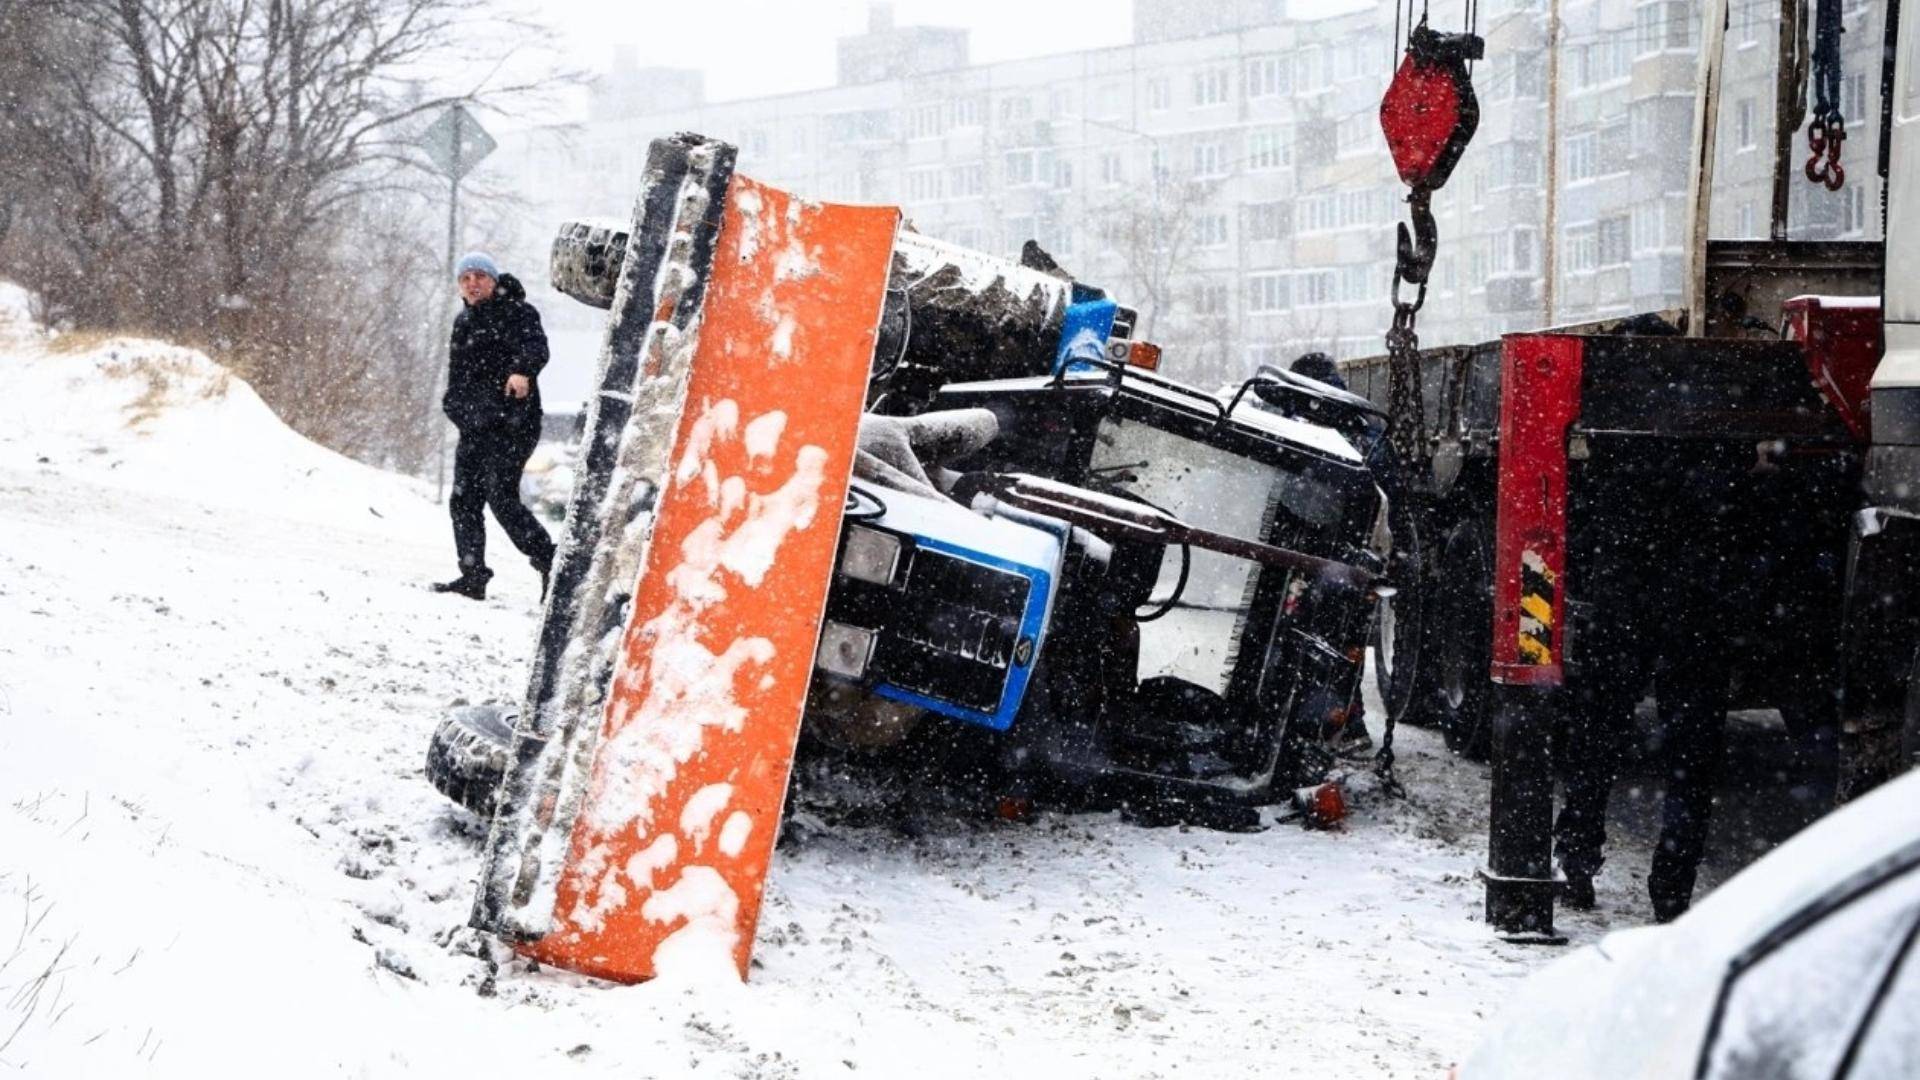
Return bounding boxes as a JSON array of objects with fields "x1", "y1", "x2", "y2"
[
  {"x1": 839, "y1": 526, "x2": 903, "y2": 585},
  {"x1": 816, "y1": 621, "x2": 877, "y2": 679}
]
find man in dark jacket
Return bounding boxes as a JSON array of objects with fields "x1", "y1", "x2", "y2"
[
  {"x1": 434, "y1": 252, "x2": 557, "y2": 600},
  {"x1": 1290, "y1": 351, "x2": 1376, "y2": 755}
]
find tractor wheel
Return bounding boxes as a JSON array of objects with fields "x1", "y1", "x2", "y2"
[
  {"x1": 1433, "y1": 523, "x2": 1493, "y2": 760},
  {"x1": 426, "y1": 706, "x2": 515, "y2": 817}
]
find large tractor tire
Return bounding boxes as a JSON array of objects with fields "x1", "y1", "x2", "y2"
[
  {"x1": 1432, "y1": 523, "x2": 1494, "y2": 760},
  {"x1": 426, "y1": 706, "x2": 515, "y2": 817}
]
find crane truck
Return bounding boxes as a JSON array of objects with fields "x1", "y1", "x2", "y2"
[{"x1": 1350, "y1": 0, "x2": 1911, "y2": 937}]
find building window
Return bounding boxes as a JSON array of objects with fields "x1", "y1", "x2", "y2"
[
  {"x1": 1192, "y1": 140, "x2": 1227, "y2": 178},
  {"x1": 1631, "y1": 201, "x2": 1669, "y2": 252},
  {"x1": 1512, "y1": 227, "x2": 1537, "y2": 273},
  {"x1": 1099, "y1": 151, "x2": 1124, "y2": 186},
  {"x1": 907, "y1": 104, "x2": 945, "y2": 140},
  {"x1": 907, "y1": 167, "x2": 943, "y2": 202},
  {"x1": 1338, "y1": 264, "x2": 1378, "y2": 304},
  {"x1": 1247, "y1": 272, "x2": 1291, "y2": 312},
  {"x1": 1566, "y1": 131, "x2": 1599, "y2": 182},
  {"x1": 1000, "y1": 96, "x2": 1033, "y2": 124},
  {"x1": 1736, "y1": 99, "x2": 1756, "y2": 149},
  {"x1": 1576, "y1": 32, "x2": 1634, "y2": 86},
  {"x1": 1332, "y1": 43, "x2": 1366, "y2": 83},
  {"x1": 1330, "y1": 188, "x2": 1388, "y2": 229},
  {"x1": 1336, "y1": 113, "x2": 1374, "y2": 156},
  {"x1": 1298, "y1": 195, "x2": 1336, "y2": 233},
  {"x1": 1054, "y1": 156, "x2": 1074, "y2": 190},
  {"x1": 1247, "y1": 56, "x2": 1290, "y2": 98},
  {"x1": 1564, "y1": 224, "x2": 1597, "y2": 272},
  {"x1": 1193, "y1": 68, "x2": 1230, "y2": 107},
  {"x1": 1194, "y1": 282, "x2": 1229, "y2": 316},
  {"x1": 1738, "y1": 0, "x2": 1762, "y2": 44},
  {"x1": 1636, "y1": 0, "x2": 1694, "y2": 55},
  {"x1": 1599, "y1": 121, "x2": 1630, "y2": 175},
  {"x1": 1296, "y1": 47, "x2": 1325, "y2": 91},
  {"x1": 1247, "y1": 202, "x2": 1290, "y2": 241},
  {"x1": 1489, "y1": 227, "x2": 1536, "y2": 272},
  {"x1": 1194, "y1": 213, "x2": 1229, "y2": 248},
  {"x1": 1841, "y1": 183, "x2": 1870, "y2": 234},
  {"x1": 1147, "y1": 77, "x2": 1171, "y2": 112},
  {"x1": 1296, "y1": 270, "x2": 1337, "y2": 307},
  {"x1": 1248, "y1": 127, "x2": 1290, "y2": 170},
  {"x1": 1844, "y1": 71, "x2": 1869, "y2": 120},
  {"x1": 950, "y1": 162, "x2": 985, "y2": 197},
  {"x1": 1489, "y1": 140, "x2": 1542, "y2": 189},
  {"x1": 1598, "y1": 215, "x2": 1629, "y2": 265},
  {"x1": 1004, "y1": 150, "x2": 1037, "y2": 186},
  {"x1": 951, "y1": 96, "x2": 984, "y2": 128},
  {"x1": 826, "y1": 110, "x2": 893, "y2": 142}
]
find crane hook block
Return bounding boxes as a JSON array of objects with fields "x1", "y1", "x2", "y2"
[{"x1": 1380, "y1": 23, "x2": 1484, "y2": 193}]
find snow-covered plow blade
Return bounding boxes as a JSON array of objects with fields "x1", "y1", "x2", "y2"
[{"x1": 471, "y1": 134, "x2": 900, "y2": 983}]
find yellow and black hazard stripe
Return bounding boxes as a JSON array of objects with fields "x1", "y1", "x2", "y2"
[{"x1": 1516, "y1": 549, "x2": 1556, "y2": 665}]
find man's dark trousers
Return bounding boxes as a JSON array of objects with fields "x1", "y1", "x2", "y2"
[{"x1": 450, "y1": 427, "x2": 555, "y2": 578}]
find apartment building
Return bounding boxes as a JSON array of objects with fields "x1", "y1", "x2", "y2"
[{"x1": 496, "y1": 0, "x2": 1888, "y2": 395}]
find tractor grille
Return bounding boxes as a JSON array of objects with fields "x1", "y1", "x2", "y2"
[{"x1": 875, "y1": 549, "x2": 1029, "y2": 715}]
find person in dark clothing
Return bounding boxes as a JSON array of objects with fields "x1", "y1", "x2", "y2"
[
  {"x1": 1552, "y1": 467, "x2": 1738, "y2": 921},
  {"x1": 1289, "y1": 350, "x2": 1343, "y2": 391},
  {"x1": 1289, "y1": 351, "x2": 1376, "y2": 754},
  {"x1": 434, "y1": 251, "x2": 557, "y2": 601}
]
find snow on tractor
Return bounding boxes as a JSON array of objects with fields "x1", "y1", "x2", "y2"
[{"x1": 426, "y1": 133, "x2": 1390, "y2": 984}]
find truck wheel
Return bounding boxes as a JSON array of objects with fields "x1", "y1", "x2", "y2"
[
  {"x1": 1373, "y1": 514, "x2": 1426, "y2": 726},
  {"x1": 1433, "y1": 524, "x2": 1493, "y2": 760},
  {"x1": 426, "y1": 706, "x2": 515, "y2": 817}
]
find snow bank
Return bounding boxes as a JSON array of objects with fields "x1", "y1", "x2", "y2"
[{"x1": 0, "y1": 284, "x2": 435, "y2": 530}]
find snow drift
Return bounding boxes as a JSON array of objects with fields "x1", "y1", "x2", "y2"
[{"x1": 0, "y1": 281, "x2": 434, "y2": 528}]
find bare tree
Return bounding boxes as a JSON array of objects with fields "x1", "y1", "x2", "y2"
[
  {"x1": 1088, "y1": 174, "x2": 1222, "y2": 342},
  {"x1": 0, "y1": 0, "x2": 570, "y2": 467}
]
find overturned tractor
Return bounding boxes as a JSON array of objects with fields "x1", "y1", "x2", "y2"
[{"x1": 427, "y1": 134, "x2": 1392, "y2": 983}]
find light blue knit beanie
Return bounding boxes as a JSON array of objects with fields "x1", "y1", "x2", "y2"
[{"x1": 455, "y1": 251, "x2": 500, "y2": 280}]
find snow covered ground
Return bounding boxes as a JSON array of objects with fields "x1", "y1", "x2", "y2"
[{"x1": 0, "y1": 284, "x2": 1752, "y2": 1077}]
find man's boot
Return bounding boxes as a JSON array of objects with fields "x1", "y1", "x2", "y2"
[
  {"x1": 433, "y1": 568, "x2": 492, "y2": 600},
  {"x1": 1556, "y1": 860, "x2": 1597, "y2": 911},
  {"x1": 533, "y1": 550, "x2": 554, "y2": 602}
]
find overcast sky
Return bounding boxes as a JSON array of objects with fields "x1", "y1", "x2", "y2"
[{"x1": 542, "y1": 0, "x2": 1135, "y2": 105}]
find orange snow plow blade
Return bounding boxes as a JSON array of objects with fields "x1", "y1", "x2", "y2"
[{"x1": 471, "y1": 136, "x2": 899, "y2": 983}]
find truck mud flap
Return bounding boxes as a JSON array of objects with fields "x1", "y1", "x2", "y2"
[{"x1": 471, "y1": 134, "x2": 900, "y2": 983}]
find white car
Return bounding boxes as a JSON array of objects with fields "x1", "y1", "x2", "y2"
[{"x1": 1461, "y1": 771, "x2": 1920, "y2": 1079}]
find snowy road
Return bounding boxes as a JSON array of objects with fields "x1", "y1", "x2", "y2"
[{"x1": 0, "y1": 296, "x2": 1704, "y2": 1077}]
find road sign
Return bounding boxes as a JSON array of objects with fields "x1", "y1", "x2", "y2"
[{"x1": 420, "y1": 104, "x2": 496, "y2": 181}]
